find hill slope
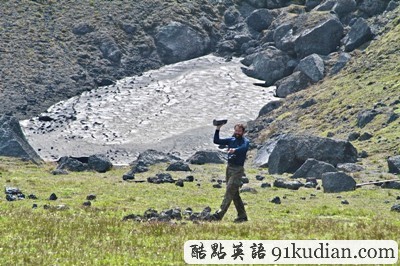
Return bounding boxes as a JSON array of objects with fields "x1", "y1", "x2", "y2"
[{"x1": 249, "y1": 11, "x2": 400, "y2": 168}]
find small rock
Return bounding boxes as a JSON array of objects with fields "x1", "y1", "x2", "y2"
[
  {"x1": 213, "y1": 184, "x2": 222, "y2": 189},
  {"x1": 310, "y1": 194, "x2": 317, "y2": 197},
  {"x1": 255, "y1": 175, "x2": 265, "y2": 181},
  {"x1": 337, "y1": 163, "x2": 365, "y2": 173},
  {"x1": 122, "y1": 174, "x2": 135, "y2": 181},
  {"x1": 32, "y1": 204, "x2": 38, "y2": 209},
  {"x1": 359, "y1": 150, "x2": 369, "y2": 158},
  {"x1": 273, "y1": 178, "x2": 304, "y2": 190},
  {"x1": 359, "y1": 132, "x2": 373, "y2": 141},
  {"x1": 390, "y1": 204, "x2": 400, "y2": 212},
  {"x1": 28, "y1": 194, "x2": 38, "y2": 200},
  {"x1": 86, "y1": 194, "x2": 96, "y2": 201},
  {"x1": 341, "y1": 200, "x2": 349, "y2": 205},
  {"x1": 270, "y1": 196, "x2": 281, "y2": 204},
  {"x1": 348, "y1": 132, "x2": 360, "y2": 141},
  {"x1": 384, "y1": 200, "x2": 390, "y2": 204},
  {"x1": 6, "y1": 194, "x2": 16, "y2": 201},
  {"x1": 175, "y1": 179, "x2": 184, "y2": 187},
  {"x1": 300, "y1": 197, "x2": 306, "y2": 200},
  {"x1": 185, "y1": 176, "x2": 194, "y2": 182},
  {"x1": 166, "y1": 161, "x2": 192, "y2": 172},
  {"x1": 396, "y1": 196, "x2": 400, "y2": 200},
  {"x1": 49, "y1": 193, "x2": 58, "y2": 201},
  {"x1": 83, "y1": 201, "x2": 91, "y2": 207},
  {"x1": 241, "y1": 177, "x2": 250, "y2": 184},
  {"x1": 337, "y1": 195, "x2": 342, "y2": 199},
  {"x1": 261, "y1": 182, "x2": 271, "y2": 188},
  {"x1": 43, "y1": 204, "x2": 51, "y2": 210}
]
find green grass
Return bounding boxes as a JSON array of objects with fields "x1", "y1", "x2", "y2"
[{"x1": 0, "y1": 157, "x2": 399, "y2": 265}]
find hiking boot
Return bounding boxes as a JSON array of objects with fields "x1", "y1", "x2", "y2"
[
  {"x1": 210, "y1": 213, "x2": 222, "y2": 221},
  {"x1": 233, "y1": 216, "x2": 248, "y2": 223}
]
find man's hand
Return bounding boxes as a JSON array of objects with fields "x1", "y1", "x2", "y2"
[
  {"x1": 216, "y1": 125, "x2": 223, "y2": 130},
  {"x1": 228, "y1": 148, "x2": 236, "y2": 154}
]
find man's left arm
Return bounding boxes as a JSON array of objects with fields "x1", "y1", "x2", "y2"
[{"x1": 231, "y1": 138, "x2": 250, "y2": 154}]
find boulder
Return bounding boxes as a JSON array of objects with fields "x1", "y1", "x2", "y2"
[
  {"x1": 270, "y1": 196, "x2": 281, "y2": 204},
  {"x1": 253, "y1": 134, "x2": 285, "y2": 168},
  {"x1": 388, "y1": 156, "x2": 400, "y2": 174},
  {"x1": 244, "y1": 0, "x2": 290, "y2": 9},
  {"x1": 155, "y1": 21, "x2": 210, "y2": 64},
  {"x1": 391, "y1": 204, "x2": 400, "y2": 212},
  {"x1": 241, "y1": 48, "x2": 294, "y2": 86},
  {"x1": 306, "y1": 0, "x2": 322, "y2": 10},
  {"x1": 95, "y1": 34, "x2": 122, "y2": 64},
  {"x1": 292, "y1": 158, "x2": 337, "y2": 179},
  {"x1": 275, "y1": 71, "x2": 312, "y2": 98},
  {"x1": 131, "y1": 149, "x2": 181, "y2": 166},
  {"x1": 343, "y1": 18, "x2": 373, "y2": 52},
  {"x1": 274, "y1": 178, "x2": 304, "y2": 190},
  {"x1": 167, "y1": 161, "x2": 192, "y2": 171},
  {"x1": 359, "y1": 132, "x2": 373, "y2": 141},
  {"x1": 321, "y1": 172, "x2": 356, "y2": 193},
  {"x1": 239, "y1": 187, "x2": 258, "y2": 193},
  {"x1": 258, "y1": 100, "x2": 283, "y2": 117},
  {"x1": 224, "y1": 7, "x2": 241, "y2": 26},
  {"x1": 358, "y1": 0, "x2": 390, "y2": 17},
  {"x1": 0, "y1": 115, "x2": 42, "y2": 164},
  {"x1": 348, "y1": 132, "x2": 360, "y2": 141},
  {"x1": 336, "y1": 163, "x2": 365, "y2": 173},
  {"x1": 294, "y1": 14, "x2": 344, "y2": 58},
  {"x1": 147, "y1": 173, "x2": 175, "y2": 184},
  {"x1": 72, "y1": 21, "x2": 95, "y2": 35},
  {"x1": 187, "y1": 150, "x2": 226, "y2": 165},
  {"x1": 294, "y1": 54, "x2": 325, "y2": 82},
  {"x1": 246, "y1": 9, "x2": 274, "y2": 32},
  {"x1": 57, "y1": 156, "x2": 89, "y2": 172},
  {"x1": 88, "y1": 154, "x2": 112, "y2": 173},
  {"x1": 268, "y1": 134, "x2": 358, "y2": 174},
  {"x1": 329, "y1": 52, "x2": 351, "y2": 75},
  {"x1": 357, "y1": 109, "x2": 379, "y2": 128},
  {"x1": 381, "y1": 181, "x2": 400, "y2": 189},
  {"x1": 315, "y1": 0, "x2": 357, "y2": 18}
]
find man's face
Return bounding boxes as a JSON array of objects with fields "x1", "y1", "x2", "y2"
[{"x1": 234, "y1": 126, "x2": 244, "y2": 138}]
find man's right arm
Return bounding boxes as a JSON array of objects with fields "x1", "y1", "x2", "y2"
[{"x1": 213, "y1": 129, "x2": 230, "y2": 145}]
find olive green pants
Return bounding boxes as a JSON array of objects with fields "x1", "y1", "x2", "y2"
[{"x1": 216, "y1": 164, "x2": 247, "y2": 219}]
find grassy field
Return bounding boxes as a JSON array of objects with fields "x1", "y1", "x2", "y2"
[{"x1": 0, "y1": 157, "x2": 399, "y2": 265}]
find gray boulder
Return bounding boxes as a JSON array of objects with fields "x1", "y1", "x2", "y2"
[
  {"x1": 275, "y1": 71, "x2": 312, "y2": 98},
  {"x1": 358, "y1": 0, "x2": 390, "y2": 17},
  {"x1": 246, "y1": 9, "x2": 274, "y2": 32},
  {"x1": 0, "y1": 115, "x2": 42, "y2": 164},
  {"x1": 244, "y1": 0, "x2": 290, "y2": 9},
  {"x1": 57, "y1": 156, "x2": 89, "y2": 172},
  {"x1": 357, "y1": 109, "x2": 379, "y2": 128},
  {"x1": 391, "y1": 204, "x2": 400, "y2": 212},
  {"x1": 381, "y1": 181, "x2": 400, "y2": 189},
  {"x1": 295, "y1": 54, "x2": 325, "y2": 82},
  {"x1": 315, "y1": 0, "x2": 357, "y2": 18},
  {"x1": 155, "y1": 21, "x2": 210, "y2": 64},
  {"x1": 359, "y1": 132, "x2": 373, "y2": 141},
  {"x1": 306, "y1": 0, "x2": 322, "y2": 10},
  {"x1": 224, "y1": 7, "x2": 241, "y2": 26},
  {"x1": 337, "y1": 163, "x2": 365, "y2": 173},
  {"x1": 187, "y1": 150, "x2": 226, "y2": 165},
  {"x1": 241, "y1": 48, "x2": 294, "y2": 86},
  {"x1": 166, "y1": 161, "x2": 192, "y2": 172},
  {"x1": 322, "y1": 172, "x2": 356, "y2": 193},
  {"x1": 96, "y1": 34, "x2": 122, "y2": 64},
  {"x1": 274, "y1": 178, "x2": 304, "y2": 190},
  {"x1": 88, "y1": 154, "x2": 112, "y2": 173},
  {"x1": 258, "y1": 100, "x2": 283, "y2": 117},
  {"x1": 253, "y1": 134, "x2": 285, "y2": 168},
  {"x1": 388, "y1": 156, "x2": 400, "y2": 174},
  {"x1": 329, "y1": 52, "x2": 351, "y2": 75},
  {"x1": 294, "y1": 14, "x2": 344, "y2": 58},
  {"x1": 72, "y1": 22, "x2": 95, "y2": 35},
  {"x1": 344, "y1": 18, "x2": 373, "y2": 52},
  {"x1": 268, "y1": 134, "x2": 358, "y2": 174},
  {"x1": 132, "y1": 149, "x2": 181, "y2": 166},
  {"x1": 292, "y1": 158, "x2": 337, "y2": 179}
]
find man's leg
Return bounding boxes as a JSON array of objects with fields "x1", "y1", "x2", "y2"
[
  {"x1": 214, "y1": 166, "x2": 237, "y2": 219},
  {"x1": 233, "y1": 189, "x2": 247, "y2": 219}
]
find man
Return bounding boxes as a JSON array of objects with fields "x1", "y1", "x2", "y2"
[{"x1": 211, "y1": 123, "x2": 250, "y2": 223}]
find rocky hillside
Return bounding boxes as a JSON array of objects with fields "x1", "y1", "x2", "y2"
[
  {"x1": 0, "y1": 0, "x2": 225, "y2": 119},
  {"x1": 248, "y1": 6, "x2": 400, "y2": 167},
  {"x1": 3, "y1": 0, "x2": 397, "y2": 120}
]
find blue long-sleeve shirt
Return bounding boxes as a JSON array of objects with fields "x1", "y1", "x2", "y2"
[{"x1": 213, "y1": 130, "x2": 250, "y2": 166}]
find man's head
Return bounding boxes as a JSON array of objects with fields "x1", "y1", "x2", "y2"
[{"x1": 233, "y1": 123, "x2": 246, "y2": 139}]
